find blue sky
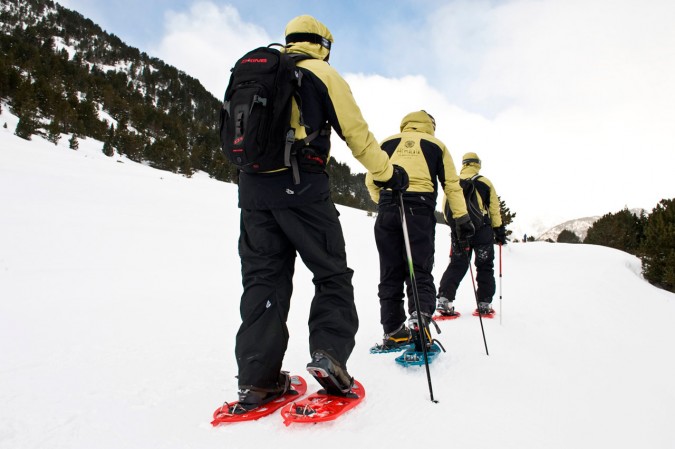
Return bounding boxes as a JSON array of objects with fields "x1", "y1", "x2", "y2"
[
  {"x1": 59, "y1": 0, "x2": 500, "y2": 113},
  {"x1": 55, "y1": 0, "x2": 675, "y2": 236},
  {"x1": 58, "y1": 0, "x2": 428, "y2": 74},
  {"x1": 58, "y1": 1, "x2": 429, "y2": 61}
]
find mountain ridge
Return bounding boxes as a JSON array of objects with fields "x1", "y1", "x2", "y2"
[
  {"x1": 537, "y1": 208, "x2": 646, "y2": 241},
  {"x1": 0, "y1": 0, "x2": 376, "y2": 209}
]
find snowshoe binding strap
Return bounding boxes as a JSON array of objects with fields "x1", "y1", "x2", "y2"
[{"x1": 306, "y1": 351, "x2": 354, "y2": 396}]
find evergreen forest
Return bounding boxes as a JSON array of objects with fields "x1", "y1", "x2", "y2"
[
  {"x1": 0, "y1": 0, "x2": 373, "y2": 208},
  {"x1": 2, "y1": 0, "x2": 672, "y2": 292}
]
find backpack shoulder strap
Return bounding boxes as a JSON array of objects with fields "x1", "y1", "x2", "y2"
[
  {"x1": 472, "y1": 175, "x2": 493, "y2": 216},
  {"x1": 282, "y1": 51, "x2": 330, "y2": 184}
]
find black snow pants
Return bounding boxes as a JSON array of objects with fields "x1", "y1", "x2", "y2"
[
  {"x1": 375, "y1": 200, "x2": 437, "y2": 334},
  {"x1": 235, "y1": 198, "x2": 358, "y2": 390},
  {"x1": 438, "y1": 223, "x2": 495, "y2": 304}
]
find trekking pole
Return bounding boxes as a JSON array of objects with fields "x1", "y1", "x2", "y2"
[
  {"x1": 397, "y1": 192, "x2": 438, "y2": 403},
  {"x1": 499, "y1": 243, "x2": 503, "y2": 325},
  {"x1": 466, "y1": 247, "x2": 489, "y2": 355}
]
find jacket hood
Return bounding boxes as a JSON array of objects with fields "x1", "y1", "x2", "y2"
[
  {"x1": 284, "y1": 15, "x2": 333, "y2": 61},
  {"x1": 462, "y1": 152, "x2": 481, "y2": 167},
  {"x1": 460, "y1": 152, "x2": 481, "y2": 176},
  {"x1": 399, "y1": 110, "x2": 435, "y2": 135}
]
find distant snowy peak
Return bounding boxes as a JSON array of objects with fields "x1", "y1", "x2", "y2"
[
  {"x1": 537, "y1": 216, "x2": 600, "y2": 241},
  {"x1": 537, "y1": 208, "x2": 645, "y2": 241}
]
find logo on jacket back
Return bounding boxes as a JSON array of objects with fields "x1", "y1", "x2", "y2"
[{"x1": 400, "y1": 140, "x2": 421, "y2": 156}]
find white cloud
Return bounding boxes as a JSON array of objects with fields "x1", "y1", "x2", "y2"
[
  {"x1": 338, "y1": 73, "x2": 559, "y2": 236},
  {"x1": 151, "y1": 2, "x2": 272, "y2": 98},
  {"x1": 470, "y1": 0, "x2": 675, "y2": 113},
  {"x1": 409, "y1": 0, "x2": 675, "y2": 234},
  {"x1": 151, "y1": 0, "x2": 675, "y2": 236}
]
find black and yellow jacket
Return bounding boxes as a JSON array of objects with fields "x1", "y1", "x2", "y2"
[
  {"x1": 442, "y1": 155, "x2": 503, "y2": 228},
  {"x1": 365, "y1": 111, "x2": 468, "y2": 220},
  {"x1": 238, "y1": 15, "x2": 393, "y2": 210}
]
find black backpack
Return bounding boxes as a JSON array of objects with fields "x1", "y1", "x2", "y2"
[
  {"x1": 446, "y1": 175, "x2": 491, "y2": 230},
  {"x1": 219, "y1": 44, "x2": 320, "y2": 183}
]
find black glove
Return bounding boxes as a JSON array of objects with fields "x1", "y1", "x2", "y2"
[
  {"x1": 493, "y1": 225, "x2": 507, "y2": 245},
  {"x1": 455, "y1": 215, "x2": 475, "y2": 241},
  {"x1": 374, "y1": 164, "x2": 409, "y2": 192}
]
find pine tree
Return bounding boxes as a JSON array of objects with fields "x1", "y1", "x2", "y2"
[
  {"x1": 69, "y1": 134, "x2": 79, "y2": 150},
  {"x1": 208, "y1": 152, "x2": 237, "y2": 183},
  {"x1": 557, "y1": 229, "x2": 581, "y2": 243},
  {"x1": 498, "y1": 197, "x2": 516, "y2": 237},
  {"x1": 47, "y1": 120, "x2": 61, "y2": 145},
  {"x1": 178, "y1": 150, "x2": 194, "y2": 177},
  {"x1": 116, "y1": 129, "x2": 144, "y2": 162},
  {"x1": 102, "y1": 124, "x2": 115, "y2": 157},
  {"x1": 12, "y1": 75, "x2": 39, "y2": 140},
  {"x1": 144, "y1": 138, "x2": 180, "y2": 172},
  {"x1": 640, "y1": 199, "x2": 675, "y2": 292},
  {"x1": 15, "y1": 115, "x2": 35, "y2": 140},
  {"x1": 584, "y1": 208, "x2": 645, "y2": 255},
  {"x1": 102, "y1": 140, "x2": 114, "y2": 157}
]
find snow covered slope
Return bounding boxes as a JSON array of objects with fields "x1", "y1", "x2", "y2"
[{"x1": 1, "y1": 123, "x2": 674, "y2": 449}]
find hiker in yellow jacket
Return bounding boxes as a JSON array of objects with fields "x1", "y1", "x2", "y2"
[
  {"x1": 437, "y1": 152, "x2": 506, "y2": 317},
  {"x1": 232, "y1": 15, "x2": 409, "y2": 413},
  {"x1": 366, "y1": 111, "x2": 473, "y2": 351}
]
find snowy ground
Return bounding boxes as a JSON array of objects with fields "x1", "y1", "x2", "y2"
[{"x1": 1, "y1": 117, "x2": 674, "y2": 449}]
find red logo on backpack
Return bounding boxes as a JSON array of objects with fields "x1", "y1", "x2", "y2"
[{"x1": 241, "y1": 58, "x2": 268, "y2": 64}]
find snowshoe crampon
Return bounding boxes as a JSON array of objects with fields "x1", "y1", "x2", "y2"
[
  {"x1": 211, "y1": 375, "x2": 307, "y2": 425},
  {"x1": 472, "y1": 309, "x2": 496, "y2": 318},
  {"x1": 280, "y1": 380, "x2": 365, "y2": 425},
  {"x1": 395, "y1": 343, "x2": 443, "y2": 367},
  {"x1": 433, "y1": 311, "x2": 461, "y2": 321}
]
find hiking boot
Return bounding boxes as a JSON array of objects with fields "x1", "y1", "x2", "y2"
[
  {"x1": 408, "y1": 311, "x2": 433, "y2": 329},
  {"x1": 232, "y1": 371, "x2": 292, "y2": 414},
  {"x1": 306, "y1": 350, "x2": 354, "y2": 396},
  {"x1": 381, "y1": 324, "x2": 412, "y2": 349},
  {"x1": 477, "y1": 301, "x2": 494, "y2": 315},
  {"x1": 408, "y1": 311, "x2": 433, "y2": 351},
  {"x1": 436, "y1": 297, "x2": 456, "y2": 316}
]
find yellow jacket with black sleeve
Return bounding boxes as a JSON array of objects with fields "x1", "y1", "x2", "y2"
[
  {"x1": 365, "y1": 111, "x2": 468, "y2": 220},
  {"x1": 442, "y1": 160, "x2": 503, "y2": 228},
  {"x1": 237, "y1": 15, "x2": 393, "y2": 210},
  {"x1": 461, "y1": 163, "x2": 502, "y2": 228}
]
